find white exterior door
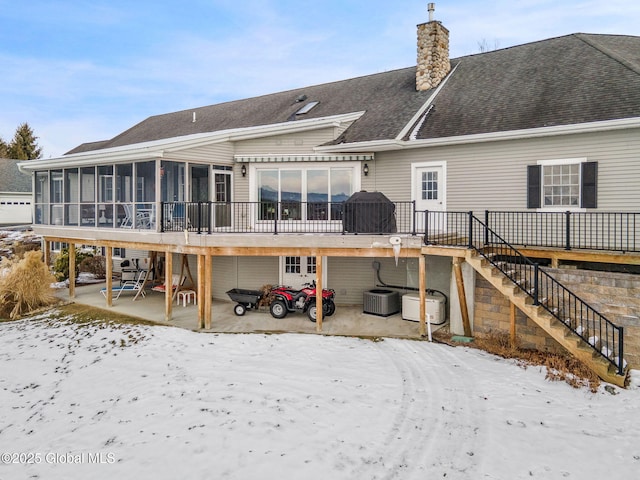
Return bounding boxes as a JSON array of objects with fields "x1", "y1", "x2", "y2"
[
  {"x1": 280, "y1": 256, "x2": 327, "y2": 289},
  {"x1": 413, "y1": 163, "x2": 445, "y2": 232}
]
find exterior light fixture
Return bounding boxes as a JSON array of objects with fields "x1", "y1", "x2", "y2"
[
  {"x1": 241, "y1": 164, "x2": 247, "y2": 177},
  {"x1": 363, "y1": 163, "x2": 369, "y2": 176}
]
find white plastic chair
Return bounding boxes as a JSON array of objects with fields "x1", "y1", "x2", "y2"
[{"x1": 121, "y1": 204, "x2": 134, "y2": 228}]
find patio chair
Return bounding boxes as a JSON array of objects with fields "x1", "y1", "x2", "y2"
[
  {"x1": 121, "y1": 204, "x2": 134, "y2": 228},
  {"x1": 165, "y1": 203, "x2": 190, "y2": 230},
  {"x1": 151, "y1": 273, "x2": 183, "y2": 293},
  {"x1": 101, "y1": 270, "x2": 146, "y2": 300},
  {"x1": 136, "y1": 203, "x2": 155, "y2": 229}
]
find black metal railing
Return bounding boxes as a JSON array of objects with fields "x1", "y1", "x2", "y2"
[
  {"x1": 160, "y1": 201, "x2": 418, "y2": 235},
  {"x1": 486, "y1": 211, "x2": 640, "y2": 253},
  {"x1": 422, "y1": 211, "x2": 475, "y2": 247},
  {"x1": 425, "y1": 211, "x2": 625, "y2": 375}
]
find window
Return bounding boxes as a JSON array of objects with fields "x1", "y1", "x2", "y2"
[
  {"x1": 256, "y1": 166, "x2": 355, "y2": 221},
  {"x1": 306, "y1": 256, "x2": 316, "y2": 274},
  {"x1": 527, "y1": 160, "x2": 597, "y2": 209},
  {"x1": 285, "y1": 256, "x2": 300, "y2": 274},
  {"x1": 543, "y1": 164, "x2": 580, "y2": 207},
  {"x1": 421, "y1": 171, "x2": 438, "y2": 200}
]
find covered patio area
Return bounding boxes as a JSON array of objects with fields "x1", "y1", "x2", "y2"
[{"x1": 60, "y1": 283, "x2": 444, "y2": 340}]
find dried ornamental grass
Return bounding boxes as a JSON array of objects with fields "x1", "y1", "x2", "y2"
[
  {"x1": 469, "y1": 331, "x2": 601, "y2": 392},
  {"x1": 0, "y1": 250, "x2": 58, "y2": 320}
]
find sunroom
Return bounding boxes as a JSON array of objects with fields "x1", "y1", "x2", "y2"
[{"x1": 31, "y1": 159, "x2": 234, "y2": 232}]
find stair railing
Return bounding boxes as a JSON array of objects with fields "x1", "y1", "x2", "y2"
[{"x1": 469, "y1": 214, "x2": 625, "y2": 375}]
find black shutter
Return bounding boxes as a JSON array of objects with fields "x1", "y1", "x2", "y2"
[
  {"x1": 527, "y1": 165, "x2": 541, "y2": 208},
  {"x1": 581, "y1": 161, "x2": 597, "y2": 208}
]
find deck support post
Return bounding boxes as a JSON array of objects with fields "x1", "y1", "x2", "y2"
[
  {"x1": 197, "y1": 254, "x2": 205, "y2": 329},
  {"x1": 419, "y1": 255, "x2": 426, "y2": 337},
  {"x1": 316, "y1": 254, "x2": 323, "y2": 332},
  {"x1": 510, "y1": 301, "x2": 517, "y2": 348},
  {"x1": 204, "y1": 254, "x2": 212, "y2": 329},
  {"x1": 42, "y1": 238, "x2": 50, "y2": 267},
  {"x1": 453, "y1": 258, "x2": 472, "y2": 337},
  {"x1": 164, "y1": 252, "x2": 173, "y2": 322},
  {"x1": 105, "y1": 246, "x2": 113, "y2": 307},
  {"x1": 68, "y1": 243, "x2": 76, "y2": 299}
]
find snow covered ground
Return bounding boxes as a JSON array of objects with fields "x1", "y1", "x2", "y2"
[{"x1": 1, "y1": 312, "x2": 639, "y2": 480}]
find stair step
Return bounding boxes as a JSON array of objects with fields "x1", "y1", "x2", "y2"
[{"x1": 467, "y1": 249, "x2": 627, "y2": 387}]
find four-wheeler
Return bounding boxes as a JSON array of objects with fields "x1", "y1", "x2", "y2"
[{"x1": 269, "y1": 281, "x2": 336, "y2": 322}]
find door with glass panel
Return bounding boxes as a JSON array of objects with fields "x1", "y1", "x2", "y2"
[
  {"x1": 414, "y1": 164, "x2": 445, "y2": 233},
  {"x1": 280, "y1": 256, "x2": 327, "y2": 290},
  {"x1": 189, "y1": 165, "x2": 210, "y2": 230},
  {"x1": 213, "y1": 170, "x2": 232, "y2": 228}
]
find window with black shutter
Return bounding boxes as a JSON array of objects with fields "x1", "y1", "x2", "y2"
[
  {"x1": 527, "y1": 160, "x2": 597, "y2": 209},
  {"x1": 527, "y1": 165, "x2": 541, "y2": 208},
  {"x1": 581, "y1": 162, "x2": 597, "y2": 208}
]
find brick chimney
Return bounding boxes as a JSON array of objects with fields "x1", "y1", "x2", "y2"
[{"x1": 416, "y1": 3, "x2": 451, "y2": 91}]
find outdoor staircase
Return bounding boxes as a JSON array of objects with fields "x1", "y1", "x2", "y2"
[{"x1": 466, "y1": 249, "x2": 628, "y2": 387}]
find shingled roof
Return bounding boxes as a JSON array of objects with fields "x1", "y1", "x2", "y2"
[
  {"x1": 411, "y1": 33, "x2": 640, "y2": 140},
  {"x1": 66, "y1": 33, "x2": 640, "y2": 155},
  {"x1": 0, "y1": 158, "x2": 31, "y2": 193},
  {"x1": 66, "y1": 68, "x2": 433, "y2": 154}
]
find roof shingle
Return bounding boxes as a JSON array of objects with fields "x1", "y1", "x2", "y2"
[
  {"x1": 413, "y1": 33, "x2": 640, "y2": 140},
  {"x1": 66, "y1": 33, "x2": 640, "y2": 155}
]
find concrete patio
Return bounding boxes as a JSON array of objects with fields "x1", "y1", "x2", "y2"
[{"x1": 59, "y1": 283, "x2": 447, "y2": 340}]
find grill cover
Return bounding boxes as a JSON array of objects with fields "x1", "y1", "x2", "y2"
[{"x1": 342, "y1": 191, "x2": 397, "y2": 233}]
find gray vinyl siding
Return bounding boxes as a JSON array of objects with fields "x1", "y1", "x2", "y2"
[
  {"x1": 232, "y1": 126, "x2": 358, "y2": 202},
  {"x1": 212, "y1": 256, "x2": 279, "y2": 300},
  {"x1": 444, "y1": 128, "x2": 640, "y2": 211},
  {"x1": 372, "y1": 127, "x2": 640, "y2": 211},
  {"x1": 234, "y1": 168, "x2": 249, "y2": 202},
  {"x1": 327, "y1": 256, "x2": 452, "y2": 306},
  {"x1": 234, "y1": 128, "x2": 338, "y2": 155},
  {"x1": 208, "y1": 255, "x2": 452, "y2": 306},
  {"x1": 166, "y1": 142, "x2": 234, "y2": 164}
]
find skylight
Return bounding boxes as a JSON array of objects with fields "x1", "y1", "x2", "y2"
[{"x1": 295, "y1": 101, "x2": 319, "y2": 115}]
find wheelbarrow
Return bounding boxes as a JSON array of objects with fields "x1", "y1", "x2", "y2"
[{"x1": 226, "y1": 288, "x2": 263, "y2": 316}]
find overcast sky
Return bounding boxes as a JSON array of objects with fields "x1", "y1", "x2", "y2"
[{"x1": 1, "y1": 0, "x2": 639, "y2": 158}]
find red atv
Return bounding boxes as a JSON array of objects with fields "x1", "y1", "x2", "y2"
[{"x1": 269, "y1": 281, "x2": 336, "y2": 322}]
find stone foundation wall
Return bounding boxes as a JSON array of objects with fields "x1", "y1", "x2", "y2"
[{"x1": 473, "y1": 268, "x2": 640, "y2": 368}]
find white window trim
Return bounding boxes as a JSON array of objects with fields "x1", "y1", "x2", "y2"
[{"x1": 536, "y1": 157, "x2": 587, "y2": 212}]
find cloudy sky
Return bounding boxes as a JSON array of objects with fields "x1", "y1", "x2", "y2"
[{"x1": 1, "y1": 0, "x2": 638, "y2": 158}]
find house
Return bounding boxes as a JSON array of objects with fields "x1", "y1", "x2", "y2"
[
  {"x1": 18, "y1": 7, "x2": 640, "y2": 385},
  {"x1": 0, "y1": 157, "x2": 32, "y2": 226}
]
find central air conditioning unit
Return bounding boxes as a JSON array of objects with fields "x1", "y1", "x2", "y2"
[{"x1": 363, "y1": 289, "x2": 400, "y2": 317}]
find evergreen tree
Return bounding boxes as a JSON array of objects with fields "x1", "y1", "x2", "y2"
[
  {"x1": 0, "y1": 137, "x2": 8, "y2": 158},
  {"x1": 8, "y1": 123, "x2": 43, "y2": 160}
]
